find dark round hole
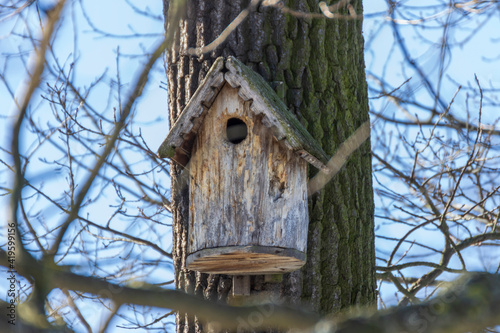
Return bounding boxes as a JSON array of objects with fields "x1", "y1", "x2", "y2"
[{"x1": 226, "y1": 118, "x2": 248, "y2": 144}]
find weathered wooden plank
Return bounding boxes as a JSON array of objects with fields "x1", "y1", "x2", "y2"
[
  {"x1": 187, "y1": 85, "x2": 309, "y2": 274},
  {"x1": 158, "y1": 58, "x2": 225, "y2": 159},
  {"x1": 232, "y1": 276, "x2": 250, "y2": 296},
  {"x1": 186, "y1": 246, "x2": 306, "y2": 275},
  {"x1": 296, "y1": 150, "x2": 331, "y2": 172}
]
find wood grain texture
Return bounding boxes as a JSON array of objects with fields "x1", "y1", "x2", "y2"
[
  {"x1": 188, "y1": 85, "x2": 308, "y2": 273},
  {"x1": 232, "y1": 275, "x2": 250, "y2": 296},
  {"x1": 187, "y1": 246, "x2": 306, "y2": 274},
  {"x1": 158, "y1": 58, "x2": 225, "y2": 162}
]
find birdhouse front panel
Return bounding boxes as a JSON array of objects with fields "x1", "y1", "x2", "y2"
[{"x1": 187, "y1": 84, "x2": 309, "y2": 274}]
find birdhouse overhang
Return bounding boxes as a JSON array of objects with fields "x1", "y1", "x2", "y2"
[{"x1": 158, "y1": 56, "x2": 329, "y2": 170}]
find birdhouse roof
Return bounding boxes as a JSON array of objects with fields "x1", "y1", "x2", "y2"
[{"x1": 158, "y1": 56, "x2": 329, "y2": 170}]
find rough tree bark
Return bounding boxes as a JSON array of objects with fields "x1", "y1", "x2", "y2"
[{"x1": 162, "y1": 0, "x2": 375, "y2": 331}]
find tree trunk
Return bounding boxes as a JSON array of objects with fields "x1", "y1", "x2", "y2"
[{"x1": 162, "y1": 1, "x2": 375, "y2": 331}]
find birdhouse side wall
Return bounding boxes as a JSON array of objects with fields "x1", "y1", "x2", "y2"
[{"x1": 188, "y1": 85, "x2": 309, "y2": 255}]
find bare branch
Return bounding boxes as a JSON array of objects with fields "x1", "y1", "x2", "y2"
[
  {"x1": 187, "y1": 0, "x2": 261, "y2": 56},
  {"x1": 308, "y1": 121, "x2": 371, "y2": 195},
  {"x1": 48, "y1": 37, "x2": 168, "y2": 256}
]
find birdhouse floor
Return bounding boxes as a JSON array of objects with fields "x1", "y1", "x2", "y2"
[{"x1": 186, "y1": 245, "x2": 306, "y2": 275}]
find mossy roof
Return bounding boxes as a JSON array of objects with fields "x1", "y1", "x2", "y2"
[{"x1": 158, "y1": 56, "x2": 329, "y2": 170}]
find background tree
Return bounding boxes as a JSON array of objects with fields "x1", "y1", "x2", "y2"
[{"x1": 0, "y1": 0, "x2": 499, "y2": 332}]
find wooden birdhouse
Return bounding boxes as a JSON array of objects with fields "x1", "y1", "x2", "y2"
[{"x1": 158, "y1": 57, "x2": 328, "y2": 275}]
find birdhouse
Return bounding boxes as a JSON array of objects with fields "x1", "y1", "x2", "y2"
[{"x1": 158, "y1": 57, "x2": 328, "y2": 275}]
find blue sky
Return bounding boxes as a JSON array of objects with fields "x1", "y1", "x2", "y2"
[{"x1": 1, "y1": 0, "x2": 500, "y2": 331}]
